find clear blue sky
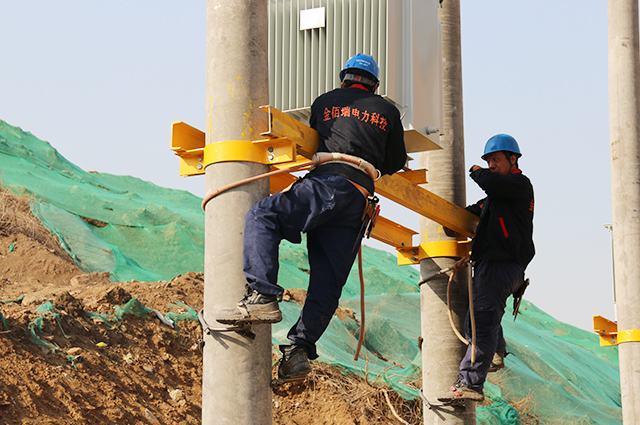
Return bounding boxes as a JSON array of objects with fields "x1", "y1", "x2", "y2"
[{"x1": 0, "y1": 1, "x2": 617, "y2": 332}]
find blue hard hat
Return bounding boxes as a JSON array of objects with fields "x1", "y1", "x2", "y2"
[
  {"x1": 340, "y1": 53, "x2": 380, "y2": 82},
  {"x1": 482, "y1": 134, "x2": 522, "y2": 160}
]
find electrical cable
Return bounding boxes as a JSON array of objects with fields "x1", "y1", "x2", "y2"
[
  {"x1": 442, "y1": 264, "x2": 477, "y2": 365},
  {"x1": 354, "y1": 246, "x2": 365, "y2": 361}
]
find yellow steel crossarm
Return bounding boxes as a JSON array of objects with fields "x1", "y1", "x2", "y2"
[
  {"x1": 593, "y1": 315, "x2": 640, "y2": 347},
  {"x1": 370, "y1": 216, "x2": 416, "y2": 249},
  {"x1": 376, "y1": 173, "x2": 478, "y2": 238}
]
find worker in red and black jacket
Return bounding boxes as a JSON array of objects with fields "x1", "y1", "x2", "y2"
[
  {"x1": 216, "y1": 53, "x2": 407, "y2": 383},
  {"x1": 439, "y1": 134, "x2": 535, "y2": 403}
]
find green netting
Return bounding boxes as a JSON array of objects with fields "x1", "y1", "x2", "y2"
[
  {"x1": 0, "y1": 120, "x2": 204, "y2": 282},
  {"x1": 2, "y1": 295, "x2": 25, "y2": 304},
  {"x1": 28, "y1": 302, "x2": 76, "y2": 366},
  {"x1": 164, "y1": 301, "x2": 200, "y2": 326},
  {"x1": 85, "y1": 298, "x2": 195, "y2": 331},
  {"x1": 0, "y1": 119, "x2": 623, "y2": 423},
  {"x1": 0, "y1": 310, "x2": 9, "y2": 334}
]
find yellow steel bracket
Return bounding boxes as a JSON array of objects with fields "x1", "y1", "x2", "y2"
[
  {"x1": 593, "y1": 315, "x2": 640, "y2": 346},
  {"x1": 397, "y1": 240, "x2": 471, "y2": 266},
  {"x1": 170, "y1": 122, "x2": 207, "y2": 176},
  {"x1": 259, "y1": 105, "x2": 318, "y2": 159},
  {"x1": 171, "y1": 106, "x2": 320, "y2": 176},
  {"x1": 170, "y1": 121, "x2": 298, "y2": 176}
]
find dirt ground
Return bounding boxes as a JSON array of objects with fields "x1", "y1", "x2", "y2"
[{"x1": 0, "y1": 189, "x2": 421, "y2": 424}]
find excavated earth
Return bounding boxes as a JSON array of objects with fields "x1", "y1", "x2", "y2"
[{"x1": 0, "y1": 192, "x2": 420, "y2": 424}]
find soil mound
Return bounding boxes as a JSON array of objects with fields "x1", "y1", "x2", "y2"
[{"x1": 0, "y1": 188, "x2": 419, "y2": 424}]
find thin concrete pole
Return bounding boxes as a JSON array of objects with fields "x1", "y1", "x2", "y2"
[
  {"x1": 202, "y1": 1, "x2": 272, "y2": 424},
  {"x1": 419, "y1": 0, "x2": 475, "y2": 422},
  {"x1": 608, "y1": 1, "x2": 640, "y2": 422}
]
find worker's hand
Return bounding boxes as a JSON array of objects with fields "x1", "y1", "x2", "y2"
[
  {"x1": 442, "y1": 226, "x2": 460, "y2": 238},
  {"x1": 469, "y1": 165, "x2": 482, "y2": 173},
  {"x1": 454, "y1": 257, "x2": 470, "y2": 272}
]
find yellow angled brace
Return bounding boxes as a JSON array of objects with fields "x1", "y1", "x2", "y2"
[
  {"x1": 376, "y1": 173, "x2": 479, "y2": 238},
  {"x1": 593, "y1": 315, "x2": 640, "y2": 346}
]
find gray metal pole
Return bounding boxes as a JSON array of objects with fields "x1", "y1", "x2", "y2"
[
  {"x1": 419, "y1": 1, "x2": 475, "y2": 422},
  {"x1": 202, "y1": 1, "x2": 272, "y2": 424},
  {"x1": 608, "y1": 1, "x2": 640, "y2": 422}
]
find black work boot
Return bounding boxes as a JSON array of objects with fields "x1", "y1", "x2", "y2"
[
  {"x1": 215, "y1": 284, "x2": 282, "y2": 325},
  {"x1": 277, "y1": 345, "x2": 311, "y2": 382}
]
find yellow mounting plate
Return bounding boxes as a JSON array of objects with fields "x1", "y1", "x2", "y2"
[
  {"x1": 397, "y1": 240, "x2": 471, "y2": 266},
  {"x1": 593, "y1": 315, "x2": 640, "y2": 346}
]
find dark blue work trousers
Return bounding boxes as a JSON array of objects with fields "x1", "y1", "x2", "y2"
[
  {"x1": 458, "y1": 259, "x2": 524, "y2": 391},
  {"x1": 243, "y1": 173, "x2": 367, "y2": 359}
]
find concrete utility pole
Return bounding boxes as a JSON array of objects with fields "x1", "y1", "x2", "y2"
[
  {"x1": 202, "y1": 1, "x2": 272, "y2": 424},
  {"x1": 608, "y1": 1, "x2": 640, "y2": 423},
  {"x1": 419, "y1": 0, "x2": 475, "y2": 423}
]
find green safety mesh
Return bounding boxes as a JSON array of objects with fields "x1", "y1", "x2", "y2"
[
  {"x1": 0, "y1": 310, "x2": 9, "y2": 334},
  {"x1": 0, "y1": 120, "x2": 623, "y2": 424},
  {"x1": 27, "y1": 301, "x2": 80, "y2": 366}
]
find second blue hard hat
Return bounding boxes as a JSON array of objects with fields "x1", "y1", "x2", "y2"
[
  {"x1": 482, "y1": 134, "x2": 522, "y2": 160},
  {"x1": 340, "y1": 53, "x2": 380, "y2": 82}
]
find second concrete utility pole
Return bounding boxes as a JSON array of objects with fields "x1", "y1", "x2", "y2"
[
  {"x1": 608, "y1": 0, "x2": 640, "y2": 422},
  {"x1": 419, "y1": 1, "x2": 476, "y2": 423}
]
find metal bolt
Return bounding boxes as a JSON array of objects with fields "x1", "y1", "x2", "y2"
[
  {"x1": 197, "y1": 156, "x2": 203, "y2": 162},
  {"x1": 267, "y1": 154, "x2": 275, "y2": 162},
  {"x1": 196, "y1": 164, "x2": 203, "y2": 170},
  {"x1": 267, "y1": 147, "x2": 274, "y2": 153}
]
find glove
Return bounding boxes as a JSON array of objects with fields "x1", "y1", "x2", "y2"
[
  {"x1": 443, "y1": 226, "x2": 460, "y2": 238},
  {"x1": 454, "y1": 257, "x2": 470, "y2": 272},
  {"x1": 469, "y1": 165, "x2": 482, "y2": 173}
]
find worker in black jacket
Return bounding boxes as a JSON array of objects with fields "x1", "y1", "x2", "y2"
[
  {"x1": 216, "y1": 53, "x2": 407, "y2": 383},
  {"x1": 439, "y1": 134, "x2": 535, "y2": 403}
]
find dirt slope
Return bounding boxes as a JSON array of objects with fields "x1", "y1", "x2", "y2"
[{"x1": 0, "y1": 189, "x2": 419, "y2": 424}]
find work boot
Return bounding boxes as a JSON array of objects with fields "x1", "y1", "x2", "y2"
[
  {"x1": 488, "y1": 350, "x2": 506, "y2": 373},
  {"x1": 277, "y1": 345, "x2": 311, "y2": 382},
  {"x1": 215, "y1": 284, "x2": 282, "y2": 325},
  {"x1": 437, "y1": 379, "x2": 484, "y2": 403}
]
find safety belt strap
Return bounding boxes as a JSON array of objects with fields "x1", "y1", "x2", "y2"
[{"x1": 311, "y1": 152, "x2": 380, "y2": 181}]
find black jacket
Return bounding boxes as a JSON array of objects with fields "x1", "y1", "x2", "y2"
[
  {"x1": 308, "y1": 86, "x2": 407, "y2": 194},
  {"x1": 467, "y1": 168, "x2": 535, "y2": 269}
]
